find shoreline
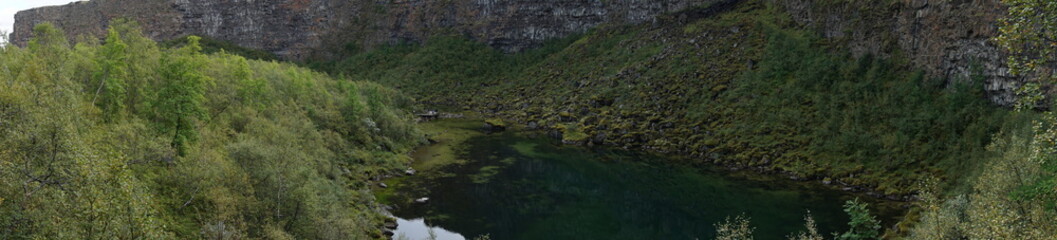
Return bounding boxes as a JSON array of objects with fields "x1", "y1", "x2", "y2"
[{"x1": 376, "y1": 113, "x2": 912, "y2": 238}]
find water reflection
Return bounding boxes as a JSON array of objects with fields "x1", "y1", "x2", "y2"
[
  {"x1": 383, "y1": 129, "x2": 902, "y2": 240},
  {"x1": 394, "y1": 218, "x2": 466, "y2": 240}
]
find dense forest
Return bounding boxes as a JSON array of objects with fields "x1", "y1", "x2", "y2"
[{"x1": 0, "y1": 21, "x2": 422, "y2": 239}]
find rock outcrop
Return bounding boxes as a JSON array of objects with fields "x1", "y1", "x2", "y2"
[
  {"x1": 11, "y1": 0, "x2": 714, "y2": 60},
  {"x1": 773, "y1": 0, "x2": 1021, "y2": 106}
]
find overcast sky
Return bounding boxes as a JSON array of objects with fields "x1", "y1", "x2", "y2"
[{"x1": 1, "y1": 0, "x2": 79, "y2": 41}]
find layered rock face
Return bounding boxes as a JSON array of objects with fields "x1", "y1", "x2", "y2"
[
  {"x1": 11, "y1": 0, "x2": 713, "y2": 60},
  {"x1": 12, "y1": 0, "x2": 1021, "y2": 105},
  {"x1": 773, "y1": 0, "x2": 1020, "y2": 106}
]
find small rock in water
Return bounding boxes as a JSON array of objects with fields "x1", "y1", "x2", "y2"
[
  {"x1": 405, "y1": 168, "x2": 416, "y2": 175},
  {"x1": 378, "y1": 182, "x2": 388, "y2": 188},
  {"x1": 415, "y1": 197, "x2": 429, "y2": 203}
]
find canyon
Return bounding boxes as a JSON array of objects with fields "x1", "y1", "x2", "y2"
[{"x1": 12, "y1": 0, "x2": 1021, "y2": 105}]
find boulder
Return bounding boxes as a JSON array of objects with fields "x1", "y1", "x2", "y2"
[{"x1": 484, "y1": 119, "x2": 507, "y2": 131}]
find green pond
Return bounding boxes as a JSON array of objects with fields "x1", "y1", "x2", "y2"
[{"x1": 378, "y1": 119, "x2": 902, "y2": 240}]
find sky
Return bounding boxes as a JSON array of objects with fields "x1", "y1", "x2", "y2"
[{"x1": 1, "y1": 0, "x2": 79, "y2": 42}]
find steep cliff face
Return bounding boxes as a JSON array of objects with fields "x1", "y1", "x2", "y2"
[
  {"x1": 11, "y1": 0, "x2": 713, "y2": 60},
  {"x1": 773, "y1": 0, "x2": 1020, "y2": 106},
  {"x1": 11, "y1": 1, "x2": 183, "y2": 45},
  {"x1": 12, "y1": 0, "x2": 1019, "y2": 106}
]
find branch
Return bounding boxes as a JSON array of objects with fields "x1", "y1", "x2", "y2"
[{"x1": 179, "y1": 185, "x2": 201, "y2": 209}]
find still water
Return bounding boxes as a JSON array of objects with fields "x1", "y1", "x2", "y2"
[{"x1": 379, "y1": 121, "x2": 901, "y2": 240}]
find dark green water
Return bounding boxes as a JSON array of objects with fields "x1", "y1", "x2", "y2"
[{"x1": 382, "y1": 128, "x2": 901, "y2": 240}]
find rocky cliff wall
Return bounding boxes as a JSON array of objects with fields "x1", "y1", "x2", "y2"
[
  {"x1": 13, "y1": 0, "x2": 1021, "y2": 106},
  {"x1": 773, "y1": 0, "x2": 1020, "y2": 106},
  {"x1": 11, "y1": 0, "x2": 714, "y2": 60}
]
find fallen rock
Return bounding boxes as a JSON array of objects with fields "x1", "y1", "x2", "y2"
[
  {"x1": 404, "y1": 168, "x2": 416, "y2": 176},
  {"x1": 378, "y1": 182, "x2": 388, "y2": 188},
  {"x1": 415, "y1": 197, "x2": 429, "y2": 203}
]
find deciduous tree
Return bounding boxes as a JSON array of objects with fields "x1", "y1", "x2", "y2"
[{"x1": 154, "y1": 36, "x2": 212, "y2": 155}]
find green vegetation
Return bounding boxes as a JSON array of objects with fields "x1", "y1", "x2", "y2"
[
  {"x1": 995, "y1": 0, "x2": 1057, "y2": 212},
  {"x1": 789, "y1": 213, "x2": 824, "y2": 240},
  {"x1": 837, "y1": 199, "x2": 881, "y2": 240},
  {"x1": 907, "y1": 123, "x2": 1057, "y2": 238},
  {"x1": 699, "y1": 28, "x2": 1008, "y2": 195},
  {"x1": 309, "y1": 33, "x2": 579, "y2": 104},
  {"x1": 0, "y1": 21, "x2": 421, "y2": 239},
  {"x1": 162, "y1": 35, "x2": 279, "y2": 61},
  {"x1": 995, "y1": 0, "x2": 1057, "y2": 80},
  {"x1": 484, "y1": 118, "x2": 506, "y2": 130},
  {"x1": 714, "y1": 215, "x2": 755, "y2": 240},
  {"x1": 311, "y1": 0, "x2": 1004, "y2": 196},
  {"x1": 3, "y1": 0, "x2": 1055, "y2": 238},
  {"x1": 155, "y1": 35, "x2": 211, "y2": 155},
  {"x1": 715, "y1": 200, "x2": 882, "y2": 240},
  {"x1": 902, "y1": 1, "x2": 1057, "y2": 238},
  {"x1": 310, "y1": 0, "x2": 1057, "y2": 238}
]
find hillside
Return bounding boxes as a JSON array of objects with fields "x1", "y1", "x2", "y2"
[
  {"x1": 312, "y1": 0, "x2": 998, "y2": 198},
  {"x1": 4, "y1": 0, "x2": 1057, "y2": 239},
  {"x1": 11, "y1": 0, "x2": 1021, "y2": 107},
  {"x1": 309, "y1": 0, "x2": 1057, "y2": 237},
  {"x1": 0, "y1": 21, "x2": 421, "y2": 239}
]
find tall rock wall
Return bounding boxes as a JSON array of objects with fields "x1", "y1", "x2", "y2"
[
  {"x1": 12, "y1": 0, "x2": 1022, "y2": 106},
  {"x1": 11, "y1": 0, "x2": 714, "y2": 60}
]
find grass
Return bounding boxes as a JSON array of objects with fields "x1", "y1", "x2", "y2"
[{"x1": 410, "y1": 118, "x2": 487, "y2": 171}]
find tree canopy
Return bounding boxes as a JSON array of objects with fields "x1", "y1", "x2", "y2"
[{"x1": 0, "y1": 21, "x2": 422, "y2": 239}]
